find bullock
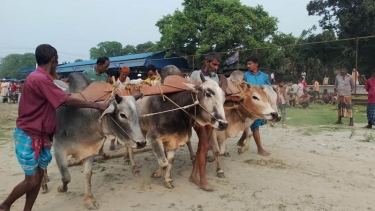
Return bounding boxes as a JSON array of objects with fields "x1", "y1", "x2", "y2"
[
  {"x1": 136, "y1": 65, "x2": 228, "y2": 189},
  {"x1": 187, "y1": 70, "x2": 279, "y2": 178},
  {"x1": 53, "y1": 73, "x2": 146, "y2": 210}
]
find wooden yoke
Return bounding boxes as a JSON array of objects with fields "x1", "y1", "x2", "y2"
[{"x1": 69, "y1": 75, "x2": 201, "y2": 102}]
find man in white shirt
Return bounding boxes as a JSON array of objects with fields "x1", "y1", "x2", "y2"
[{"x1": 270, "y1": 72, "x2": 275, "y2": 84}]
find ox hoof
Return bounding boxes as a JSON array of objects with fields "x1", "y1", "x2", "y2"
[
  {"x1": 190, "y1": 155, "x2": 196, "y2": 162},
  {"x1": 151, "y1": 172, "x2": 162, "y2": 178},
  {"x1": 85, "y1": 199, "x2": 99, "y2": 210},
  {"x1": 217, "y1": 172, "x2": 225, "y2": 178},
  {"x1": 223, "y1": 152, "x2": 230, "y2": 157},
  {"x1": 40, "y1": 186, "x2": 48, "y2": 194},
  {"x1": 132, "y1": 168, "x2": 140, "y2": 177},
  {"x1": 123, "y1": 159, "x2": 130, "y2": 165},
  {"x1": 164, "y1": 180, "x2": 175, "y2": 189},
  {"x1": 57, "y1": 186, "x2": 68, "y2": 193},
  {"x1": 207, "y1": 156, "x2": 215, "y2": 163},
  {"x1": 238, "y1": 148, "x2": 243, "y2": 155}
]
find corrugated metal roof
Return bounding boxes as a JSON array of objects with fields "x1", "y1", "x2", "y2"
[
  {"x1": 19, "y1": 67, "x2": 36, "y2": 73},
  {"x1": 58, "y1": 52, "x2": 153, "y2": 68}
]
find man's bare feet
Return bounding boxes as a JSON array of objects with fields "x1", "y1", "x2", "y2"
[
  {"x1": 189, "y1": 176, "x2": 214, "y2": 191},
  {"x1": 0, "y1": 205, "x2": 10, "y2": 211},
  {"x1": 258, "y1": 149, "x2": 270, "y2": 156}
]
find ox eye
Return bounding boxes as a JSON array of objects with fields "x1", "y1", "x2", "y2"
[
  {"x1": 205, "y1": 92, "x2": 212, "y2": 97},
  {"x1": 252, "y1": 96, "x2": 259, "y2": 101},
  {"x1": 120, "y1": 113, "x2": 127, "y2": 119}
]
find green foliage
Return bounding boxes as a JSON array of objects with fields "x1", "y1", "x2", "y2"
[
  {"x1": 307, "y1": 0, "x2": 375, "y2": 77},
  {"x1": 89, "y1": 41, "x2": 157, "y2": 59},
  {"x1": 74, "y1": 59, "x2": 84, "y2": 62},
  {"x1": 0, "y1": 53, "x2": 35, "y2": 79},
  {"x1": 156, "y1": 0, "x2": 277, "y2": 56},
  {"x1": 135, "y1": 41, "x2": 157, "y2": 53},
  {"x1": 363, "y1": 132, "x2": 375, "y2": 142},
  {"x1": 90, "y1": 41, "x2": 125, "y2": 59}
]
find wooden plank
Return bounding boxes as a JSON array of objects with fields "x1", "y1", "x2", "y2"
[{"x1": 67, "y1": 146, "x2": 153, "y2": 167}]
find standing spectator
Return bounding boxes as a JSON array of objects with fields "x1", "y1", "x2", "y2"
[
  {"x1": 352, "y1": 68, "x2": 359, "y2": 85},
  {"x1": 288, "y1": 80, "x2": 298, "y2": 108},
  {"x1": 270, "y1": 72, "x2": 275, "y2": 84},
  {"x1": 301, "y1": 79, "x2": 307, "y2": 90},
  {"x1": 334, "y1": 67, "x2": 355, "y2": 126},
  {"x1": 364, "y1": 69, "x2": 375, "y2": 128},
  {"x1": 275, "y1": 78, "x2": 288, "y2": 127},
  {"x1": 313, "y1": 79, "x2": 320, "y2": 100},
  {"x1": 1, "y1": 79, "x2": 10, "y2": 103},
  {"x1": 296, "y1": 79, "x2": 304, "y2": 104},
  {"x1": 301, "y1": 71, "x2": 306, "y2": 81},
  {"x1": 239, "y1": 56, "x2": 271, "y2": 156},
  {"x1": 10, "y1": 82, "x2": 19, "y2": 103}
]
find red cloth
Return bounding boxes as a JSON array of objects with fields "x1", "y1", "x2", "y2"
[
  {"x1": 302, "y1": 81, "x2": 307, "y2": 89},
  {"x1": 365, "y1": 78, "x2": 375, "y2": 103},
  {"x1": 31, "y1": 138, "x2": 51, "y2": 159},
  {"x1": 10, "y1": 83, "x2": 18, "y2": 92},
  {"x1": 16, "y1": 66, "x2": 69, "y2": 146}
]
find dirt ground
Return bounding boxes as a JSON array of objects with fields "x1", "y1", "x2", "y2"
[{"x1": 1, "y1": 104, "x2": 375, "y2": 211}]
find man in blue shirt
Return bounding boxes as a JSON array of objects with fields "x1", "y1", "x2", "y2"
[{"x1": 240, "y1": 56, "x2": 271, "y2": 156}]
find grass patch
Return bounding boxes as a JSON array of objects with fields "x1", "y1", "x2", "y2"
[
  {"x1": 363, "y1": 133, "x2": 375, "y2": 142},
  {"x1": 285, "y1": 103, "x2": 367, "y2": 127}
]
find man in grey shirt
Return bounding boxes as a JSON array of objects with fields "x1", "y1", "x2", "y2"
[{"x1": 334, "y1": 68, "x2": 355, "y2": 126}]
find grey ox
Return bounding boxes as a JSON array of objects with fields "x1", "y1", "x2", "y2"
[
  {"x1": 136, "y1": 65, "x2": 228, "y2": 189},
  {"x1": 53, "y1": 73, "x2": 146, "y2": 210}
]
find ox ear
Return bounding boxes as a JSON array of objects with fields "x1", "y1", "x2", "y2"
[
  {"x1": 133, "y1": 93, "x2": 143, "y2": 101},
  {"x1": 183, "y1": 83, "x2": 198, "y2": 93},
  {"x1": 98, "y1": 102, "x2": 115, "y2": 121},
  {"x1": 199, "y1": 73, "x2": 206, "y2": 82}
]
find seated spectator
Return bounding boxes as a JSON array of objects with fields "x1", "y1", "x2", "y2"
[
  {"x1": 299, "y1": 89, "x2": 311, "y2": 109},
  {"x1": 322, "y1": 89, "x2": 332, "y2": 104}
]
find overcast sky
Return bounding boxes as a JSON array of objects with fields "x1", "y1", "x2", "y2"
[{"x1": 0, "y1": 0, "x2": 321, "y2": 63}]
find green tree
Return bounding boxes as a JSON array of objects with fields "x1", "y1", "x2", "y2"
[
  {"x1": 135, "y1": 41, "x2": 157, "y2": 53},
  {"x1": 0, "y1": 53, "x2": 35, "y2": 79},
  {"x1": 156, "y1": 0, "x2": 277, "y2": 59},
  {"x1": 74, "y1": 59, "x2": 84, "y2": 62},
  {"x1": 307, "y1": 0, "x2": 375, "y2": 76},
  {"x1": 89, "y1": 41, "x2": 125, "y2": 59},
  {"x1": 122, "y1": 44, "x2": 137, "y2": 55}
]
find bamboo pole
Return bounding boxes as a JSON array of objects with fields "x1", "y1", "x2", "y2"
[
  {"x1": 67, "y1": 146, "x2": 153, "y2": 167},
  {"x1": 355, "y1": 37, "x2": 358, "y2": 96}
]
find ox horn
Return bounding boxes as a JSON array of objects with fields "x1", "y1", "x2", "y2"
[
  {"x1": 199, "y1": 73, "x2": 206, "y2": 82},
  {"x1": 115, "y1": 94, "x2": 122, "y2": 104},
  {"x1": 133, "y1": 93, "x2": 143, "y2": 101}
]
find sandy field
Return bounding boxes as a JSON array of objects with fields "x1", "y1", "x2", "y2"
[{"x1": 1, "y1": 104, "x2": 375, "y2": 211}]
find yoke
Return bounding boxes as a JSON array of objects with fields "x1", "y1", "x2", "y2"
[{"x1": 69, "y1": 75, "x2": 200, "y2": 102}]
